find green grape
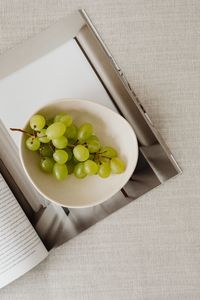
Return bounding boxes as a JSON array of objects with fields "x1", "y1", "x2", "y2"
[
  {"x1": 88, "y1": 135, "x2": 99, "y2": 141},
  {"x1": 59, "y1": 114, "x2": 72, "y2": 127},
  {"x1": 26, "y1": 137, "x2": 40, "y2": 151},
  {"x1": 53, "y1": 163, "x2": 68, "y2": 180},
  {"x1": 99, "y1": 156, "x2": 110, "y2": 164},
  {"x1": 65, "y1": 147, "x2": 73, "y2": 161},
  {"x1": 53, "y1": 150, "x2": 68, "y2": 164},
  {"x1": 84, "y1": 160, "x2": 98, "y2": 175},
  {"x1": 52, "y1": 136, "x2": 68, "y2": 149},
  {"x1": 100, "y1": 146, "x2": 118, "y2": 158},
  {"x1": 46, "y1": 122, "x2": 66, "y2": 139},
  {"x1": 25, "y1": 111, "x2": 125, "y2": 181},
  {"x1": 73, "y1": 145, "x2": 89, "y2": 162},
  {"x1": 66, "y1": 160, "x2": 75, "y2": 174},
  {"x1": 110, "y1": 157, "x2": 126, "y2": 174},
  {"x1": 40, "y1": 157, "x2": 54, "y2": 173},
  {"x1": 74, "y1": 163, "x2": 87, "y2": 179},
  {"x1": 77, "y1": 123, "x2": 93, "y2": 142},
  {"x1": 37, "y1": 129, "x2": 50, "y2": 143},
  {"x1": 54, "y1": 113, "x2": 73, "y2": 126},
  {"x1": 39, "y1": 144, "x2": 54, "y2": 157},
  {"x1": 30, "y1": 114, "x2": 46, "y2": 131},
  {"x1": 54, "y1": 112, "x2": 66, "y2": 122},
  {"x1": 65, "y1": 124, "x2": 78, "y2": 140},
  {"x1": 86, "y1": 135, "x2": 101, "y2": 153},
  {"x1": 98, "y1": 162, "x2": 111, "y2": 178}
]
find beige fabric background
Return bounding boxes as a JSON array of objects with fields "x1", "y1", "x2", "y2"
[{"x1": 0, "y1": 1, "x2": 200, "y2": 299}]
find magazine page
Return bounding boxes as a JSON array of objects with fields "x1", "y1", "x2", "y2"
[{"x1": 0, "y1": 165, "x2": 48, "y2": 289}]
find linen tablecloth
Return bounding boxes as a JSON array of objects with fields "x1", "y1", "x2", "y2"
[{"x1": 0, "y1": 1, "x2": 200, "y2": 299}]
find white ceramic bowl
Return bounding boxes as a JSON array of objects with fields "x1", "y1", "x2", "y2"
[{"x1": 19, "y1": 99, "x2": 138, "y2": 208}]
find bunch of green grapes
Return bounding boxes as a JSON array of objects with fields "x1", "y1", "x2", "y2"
[{"x1": 12, "y1": 113, "x2": 126, "y2": 180}]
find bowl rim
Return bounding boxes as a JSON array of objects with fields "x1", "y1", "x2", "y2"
[{"x1": 19, "y1": 98, "x2": 138, "y2": 208}]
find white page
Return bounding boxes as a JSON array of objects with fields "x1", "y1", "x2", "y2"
[
  {"x1": 0, "y1": 173, "x2": 48, "y2": 289},
  {"x1": 0, "y1": 38, "x2": 117, "y2": 147}
]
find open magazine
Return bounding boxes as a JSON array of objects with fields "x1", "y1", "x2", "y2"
[{"x1": 0, "y1": 10, "x2": 181, "y2": 288}]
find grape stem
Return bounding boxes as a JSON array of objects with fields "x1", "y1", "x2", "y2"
[
  {"x1": 49, "y1": 142, "x2": 55, "y2": 151},
  {"x1": 10, "y1": 128, "x2": 34, "y2": 137},
  {"x1": 37, "y1": 134, "x2": 47, "y2": 138},
  {"x1": 68, "y1": 140, "x2": 84, "y2": 149},
  {"x1": 67, "y1": 144, "x2": 75, "y2": 148},
  {"x1": 100, "y1": 155, "x2": 111, "y2": 159},
  {"x1": 93, "y1": 152, "x2": 112, "y2": 163},
  {"x1": 98, "y1": 151, "x2": 107, "y2": 154}
]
